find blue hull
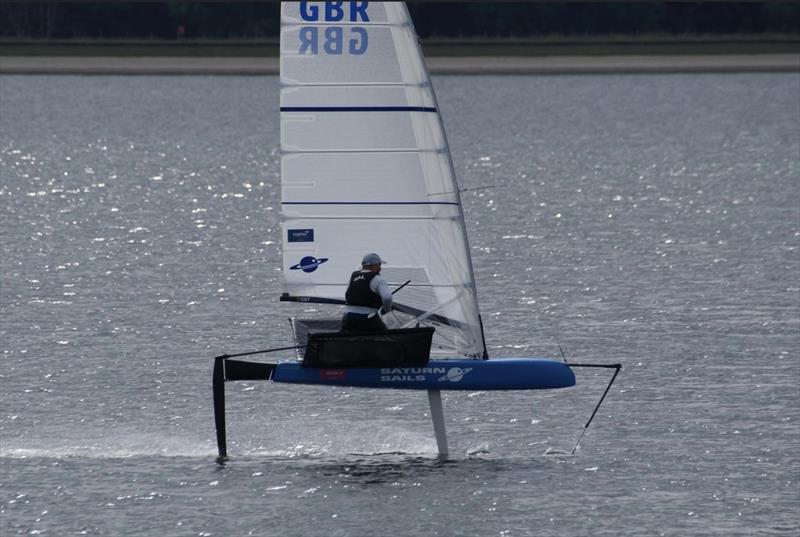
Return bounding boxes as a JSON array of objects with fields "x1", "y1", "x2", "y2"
[{"x1": 272, "y1": 358, "x2": 576, "y2": 390}]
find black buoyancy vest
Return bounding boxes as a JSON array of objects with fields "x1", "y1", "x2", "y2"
[{"x1": 345, "y1": 271, "x2": 382, "y2": 308}]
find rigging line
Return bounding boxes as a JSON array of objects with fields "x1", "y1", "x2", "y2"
[
  {"x1": 429, "y1": 184, "x2": 501, "y2": 196},
  {"x1": 214, "y1": 345, "x2": 302, "y2": 360},
  {"x1": 460, "y1": 184, "x2": 501, "y2": 193},
  {"x1": 567, "y1": 363, "x2": 622, "y2": 455}
]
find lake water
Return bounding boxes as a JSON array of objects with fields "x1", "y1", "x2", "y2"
[{"x1": 1, "y1": 73, "x2": 798, "y2": 536}]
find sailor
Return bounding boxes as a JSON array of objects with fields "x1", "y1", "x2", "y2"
[{"x1": 341, "y1": 253, "x2": 393, "y2": 332}]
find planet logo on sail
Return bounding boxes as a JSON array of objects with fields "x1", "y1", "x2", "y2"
[
  {"x1": 439, "y1": 367, "x2": 472, "y2": 383},
  {"x1": 289, "y1": 256, "x2": 329, "y2": 273}
]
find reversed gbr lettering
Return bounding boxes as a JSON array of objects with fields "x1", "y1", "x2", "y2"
[{"x1": 298, "y1": 26, "x2": 368, "y2": 55}]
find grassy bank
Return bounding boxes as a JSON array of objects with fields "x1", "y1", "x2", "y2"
[{"x1": 1, "y1": 34, "x2": 798, "y2": 57}]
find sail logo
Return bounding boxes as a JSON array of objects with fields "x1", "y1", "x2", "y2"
[
  {"x1": 289, "y1": 256, "x2": 329, "y2": 273},
  {"x1": 380, "y1": 366, "x2": 445, "y2": 383},
  {"x1": 320, "y1": 369, "x2": 346, "y2": 380},
  {"x1": 378, "y1": 367, "x2": 474, "y2": 383},
  {"x1": 297, "y1": 1, "x2": 369, "y2": 56},
  {"x1": 288, "y1": 229, "x2": 315, "y2": 243},
  {"x1": 439, "y1": 367, "x2": 472, "y2": 383}
]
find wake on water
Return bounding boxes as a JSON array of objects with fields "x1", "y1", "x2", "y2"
[
  {"x1": 1, "y1": 438, "x2": 571, "y2": 462},
  {"x1": 0, "y1": 423, "x2": 439, "y2": 461},
  {"x1": 0, "y1": 435, "x2": 218, "y2": 460}
]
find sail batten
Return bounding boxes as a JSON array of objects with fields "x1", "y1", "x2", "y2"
[
  {"x1": 280, "y1": 1, "x2": 485, "y2": 357},
  {"x1": 281, "y1": 149, "x2": 443, "y2": 155},
  {"x1": 282, "y1": 106, "x2": 437, "y2": 112},
  {"x1": 283, "y1": 202, "x2": 459, "y2": 206}
]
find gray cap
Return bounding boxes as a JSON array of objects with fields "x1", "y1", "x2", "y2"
[{"x1": 361, "y1": 253, "x2": 385, "y2": 266}]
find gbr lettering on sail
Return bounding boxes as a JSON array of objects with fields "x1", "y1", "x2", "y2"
[{"x1": 297, "y1": 1, "x2": 370, "y2": 56}]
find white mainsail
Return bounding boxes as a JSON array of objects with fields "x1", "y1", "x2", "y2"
[{"x1": 280, "y1": 1, "x2": 485, "y2": 357}]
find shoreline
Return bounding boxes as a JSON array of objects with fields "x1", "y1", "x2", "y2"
[{"x1": 1, "y1": 54, "x2": 798, "y2": 75}]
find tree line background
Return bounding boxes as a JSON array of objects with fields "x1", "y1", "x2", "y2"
[{"x1": 1, "y1": 2, "x2": 798, "y2": 40}]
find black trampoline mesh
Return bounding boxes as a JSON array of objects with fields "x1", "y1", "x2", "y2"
[{"x1": 301, "y1": 327, "x2": 435, "y2": 368}]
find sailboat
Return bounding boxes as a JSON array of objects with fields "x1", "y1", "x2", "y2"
[{"x1": 212, "y1": 1, "x2": 620, "y2": 459}]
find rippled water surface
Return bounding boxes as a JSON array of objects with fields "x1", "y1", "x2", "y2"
[{"x1": 1, "y1": 74, "x2": 798, "y2": 536}]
